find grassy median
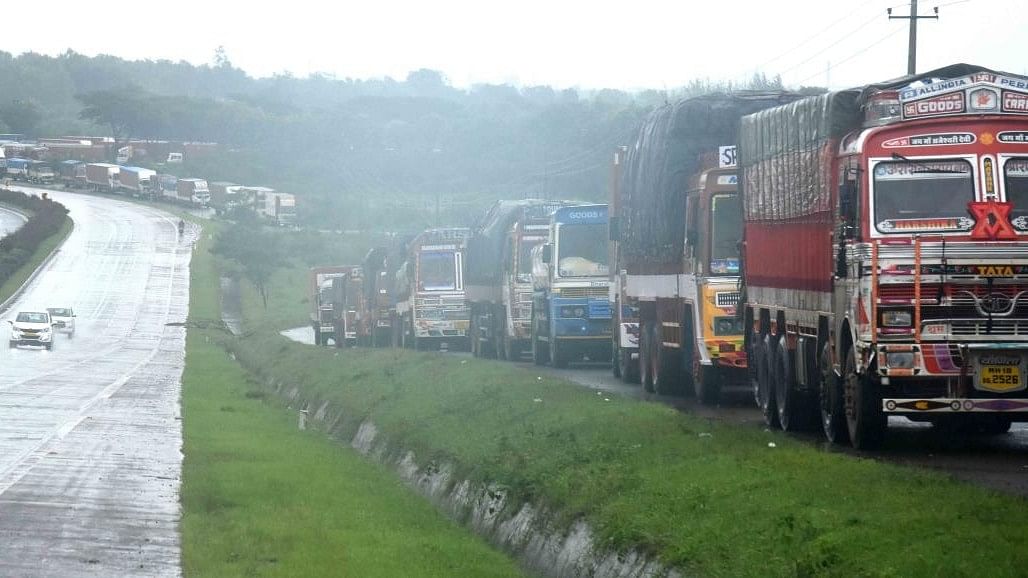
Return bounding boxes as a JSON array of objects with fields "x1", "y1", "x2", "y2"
[
  {"x1": 0, "y1": 217, "x2": 72, "y2": 306},
  {"x1": 219, "y1": 254, "x2": 1028, "y2": 577},
  {"x1": 181, "y1": 224, "x2": 524, "y2": 577}
]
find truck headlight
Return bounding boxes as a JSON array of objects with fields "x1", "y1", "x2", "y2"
[
  {"x1": 880, "y1": 310, "x2": 912, "y2": 327},
  {"x1": 884, "y1": 352, "x2": 915, "y2": 369}
]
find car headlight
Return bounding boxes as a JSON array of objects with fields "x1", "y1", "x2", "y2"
[{"x1": 881, "y1": 310, "x2": 912, "y2": 327}]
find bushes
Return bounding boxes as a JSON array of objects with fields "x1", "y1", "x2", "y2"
[{"x1": 0, "y1": 189, "x2": 69, "y2": 286}]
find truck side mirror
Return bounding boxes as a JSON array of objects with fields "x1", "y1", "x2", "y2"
[
  {"x1": 686, "y1": 229, "x2": 698, "y2": 249},
  {"x1": 542, "y1": 244, "x2": 552, "y2": 264},
  {"x1": 608, "y1": 217, "x2": 620, "y2": 241},
  {"x1": 839, "y1": 179, "x2": 858, "y2": 237}
]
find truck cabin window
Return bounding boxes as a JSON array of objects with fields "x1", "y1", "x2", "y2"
[
  {"x1": 557, "y1": 223, "x2": 609, "y2": 277},
  {"x1": 873, "y1": 160, "x2": 974, "y2": 232},
  {"x1": 418, "y1": 251, "x2": 457, "y2": 291},
  {"x1": 710, "y1": 194, "x2": 742, "y2": 275},
  {"x1": 1004, "y1": 158, "x2": 1028, "y2": 229}
]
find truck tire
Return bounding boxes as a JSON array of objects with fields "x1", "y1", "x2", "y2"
[
  {"x1": 756, "y1": 334, "x2": 779, "y2": 428},
  {"x1": 531, "y1": 310, "x2": 549, "y2": 365},
  {"x1": 612, "y1": 337, "x2": 622, "y2": 378},
  {"x1": 9, "y1": 340, "x2": 15, "y2": 349},
  {"x1": 694, "y1": 363, "x2": 721, "y2": 405},
  {"x1": 550, "y1": 340, "x2": 569, "y2": 368},
  {"x1": 819, "y1": 341, "x2": 849, "y2": 444},
  {"x1": 621, "y1": 347, "x2": 640, "y2": 384},
  {"x1": 640, "y1": 322, "x2": 654, "y2": 393},
  {"x1": 773, "y1": 336, "x2": 815, "y2": 432},
  {"x1": 843, "y1": 347, "x2": 886, "y2": 450}
]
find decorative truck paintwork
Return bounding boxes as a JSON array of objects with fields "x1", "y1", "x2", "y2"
[{"x1": 740, "y1": 64, "x2": 1028, "y2": 448}]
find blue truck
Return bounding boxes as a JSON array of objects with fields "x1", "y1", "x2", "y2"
[{"x1": 530, "y1": 204, "x2": 612, "y2": 367}]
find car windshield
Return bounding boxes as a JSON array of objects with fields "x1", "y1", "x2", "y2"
[
  {"x1": 418, "y1": 251, "x2": 457, "y2": 291},
  {"x1": 710, "y1": 194, "x2": 742, "y2": 275},
  {"x1": 873, "y1": 159, "x2": 975, "y2": 233},
  {"x1": 1004, "y1": 158, "x2": 1028, "y2": 229},
  {"x1": 16, "y1": 312, "x2": 49, "y2": 323},
  {"x1": 557, "y1": 223, "x2": 608, "y2": 277},
  {"x1": 48, "y1": 308, "x2": 72, "y2": 317}
]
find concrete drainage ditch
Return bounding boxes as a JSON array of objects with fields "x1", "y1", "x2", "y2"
[{"x1": 258, "y1": 377, "x2": 684, "y2": 578}]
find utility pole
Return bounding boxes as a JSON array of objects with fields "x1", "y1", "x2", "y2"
[{"x1": 888, "y1": 0, "x2": 939, "y2": 75}]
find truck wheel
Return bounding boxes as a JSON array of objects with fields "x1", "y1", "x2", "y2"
[
  {"x1": 819, "y1": 341, "x2": 849, "y2": 444},
  {"x1": 756, "y1": 334, "x2": 779, "y2": 428},
  {"x1": 497, "y1": 332, "x2": 508, "y2": 361},
  {"x1": 773, "y1": 336, "x2": 814, "y2": 432},
  {"x1": 652, "y1": 343, "x2": 683, "y2": 396},
  {"x1": 843, "y1": 347, "x2": 886, "y2": 450},
  {"x1": 621, "y1": 347, "x2": 640, "y2": 384},
  {"x1": 503, "y1": 335, "x2": 521, "y2": 361},
  {"x1": 532, "y1": 336, "x2": 549, "y2": 365},
  {"x1": 46, "y1": 342, "x2": 53, "y2": 351},
  {"x1": 694, "y1": 363, "x2": 721, "y2": 405},
  {"x1": 9, "y1": 340, "x2": 15, "y2": 349},
  {"x1": 313, "y1": 326, "x2": 322, "y2": 346},
  {"x1": 637, "y1": 320, "x2": 653, "y2": 392},
  {"x1": 612, "y1": 337, "x2": 620, "y2": 378},
  {"x1": 550, "y1": 340, "x2": 569, "y2": 368}
]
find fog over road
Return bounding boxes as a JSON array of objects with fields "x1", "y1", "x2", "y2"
[
  {"x1": 0, "y1": 188, "x2": 189, "y2": 576},
  {"x1": 0, "y1": 204, "x2": 27, "y2": 238}
]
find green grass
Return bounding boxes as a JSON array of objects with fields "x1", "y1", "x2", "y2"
[
  {"x1": 0, "y1": 216, "x2": 72, "y2": 305},
  {"x1": 181, "y1": 221, "x2": 524, "y2": 577}
]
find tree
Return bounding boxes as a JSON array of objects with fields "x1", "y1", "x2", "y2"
[
  {"x1": 0, "y1": 99, "x2": 42, "y2": 136},
  {"x1": 212, "y1": 223, "x2": 284, "y2": 309}
]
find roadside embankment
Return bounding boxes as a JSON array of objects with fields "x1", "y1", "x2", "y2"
[
  {"x1": 0, "y1": 189, "x2": 72, "y2": 310},
  {"x1": 182, "y1": 220, "x2": 525, "y2": 577},
  {"x1": 229, "y1": 331, "x2": 1028, "y2": 577}
]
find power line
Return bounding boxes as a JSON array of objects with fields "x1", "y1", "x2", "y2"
[
  {"x1": 756, "y1": 0, "x2": 877, "y2": 69},
  {"x1": 776, "y1": 11, "x2": 885, "y2": 78},
  {"x1": 795, "y1": 25, "x2": 906, "y2": 85}
]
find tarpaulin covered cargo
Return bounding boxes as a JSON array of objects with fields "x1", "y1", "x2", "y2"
[
  {"x1": 739, "y1": 92, "x2": 860, "y2": 222},
  {"x1": 619, "y1": 92, "x2": 800, "y2": 266},
  {"x1": 465, "y1": 199, "x2": 572, "y2": 287}
]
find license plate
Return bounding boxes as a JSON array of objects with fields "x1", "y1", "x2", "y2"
[{"x1": 975, "y1": 353, "x2": 1027, "y2": 393}]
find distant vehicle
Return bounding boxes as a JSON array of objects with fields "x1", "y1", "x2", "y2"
[
  {"x1": 530, "y1": 204, "x2": 612, "y2": 367},
  {"x1": 394, "y1": 228, "x2": 472, "y2": 350},
  {"x1": 209, "y1": 182, "x2": 253, "y2": 215},
  {"x1": 465, "y1": 199, "x2": 573, "y2": 360},
  {"x1": 256, "y1": 191, "x2": 296, "y2": 226},
  {"x1": 5, "y1": 158, "x2": 29, "y2": 180},
  {"x1": 85, "y1": 163, "x2": 119, "y2": 192},
  {"x1": 117, "y1": 166, "x2": 157, "y2": 198},
  {"x1": 8, "y1": 311, "x2": 55, "y2": 350},
  {"x1": 46, "y1": 307, "x2": 75, "y2": 337},
  {"x1": 176, "y1": 178, "x2": 210, "y2": 206},
  {"x1": 26, "y1": 161, "x2": 55, "y2": 184},
  {"x1": 57, "y1": 160, "x2": 87, "y2": 188},
  {"x1": 166, "y1": 152, "x2": 183, "y2": 164},
  {"x1": 309, "y1": 266, "x2": 356, "y2": 346}
]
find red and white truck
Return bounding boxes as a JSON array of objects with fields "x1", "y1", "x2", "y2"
[{"x1": 740, "y1": 64, "x2": 1028, "y2": 448}]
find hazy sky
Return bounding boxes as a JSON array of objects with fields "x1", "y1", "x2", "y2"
[{"x1": 8, "y1": 0, "x2": 1025, "y2": 90}]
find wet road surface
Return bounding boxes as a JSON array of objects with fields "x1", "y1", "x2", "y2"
[
  {"x1": 280, "y1": 327, "x2": 1028, "y2": 496},
  {"x1": 0, "y1": 188, "x2": 190, "y2": 576},
  {"x1": 0, "y1": 205, "x2": 27, "y2": 238}
]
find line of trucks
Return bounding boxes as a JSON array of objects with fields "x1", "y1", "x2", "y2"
[
  {"x1": 1, "y1": 156, "x2": 297, "y2": 225},
  {"x1": 314, "y1": 63, "x2": 1028, "y2": 449}
]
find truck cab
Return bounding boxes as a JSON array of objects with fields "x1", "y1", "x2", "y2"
[
  {"x1": 680, "y1": 166, "x2": 748, "y2": 399},
  {"x1": 531, "y1": 204, "x2": 612, "y2": 367},
  {"x1": 395, "y1": 228, "x2": 471, "y2": 350}
]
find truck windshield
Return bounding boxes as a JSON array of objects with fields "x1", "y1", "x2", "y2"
[
  {"x1": 710, "y1": 194, "x2": 741, "y2": 275},
  {"x1": 557, "y1": 223, "x2": 608, "y2": 277},
  {"x1": 1004, "y1": 158, "x2": 1028, "y2": 228},
  {"x1": 873, "y1": 159, "x2": 974, "y2": 232},
  {"x1": 419, "y1": 251, "x2": 457, "y2": 291}
]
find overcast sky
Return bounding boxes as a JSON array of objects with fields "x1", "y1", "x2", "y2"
[{"x1": 7, "y1": 0, "x2": 1024, "y2": 90}]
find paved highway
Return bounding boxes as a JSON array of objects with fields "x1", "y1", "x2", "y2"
[
  {"x1": 0, "y1": 187, "x2": 189, "y2": 577},
  {"x1": 0, "y1": 204, "x2": 28, "y2": 238}
]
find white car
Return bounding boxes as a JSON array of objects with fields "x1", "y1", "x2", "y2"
[
  {"x1": 9, "y1": 311, "x2": 56, "y2": 350},
  {"x1": 47, "y1": 307, "x2": 76, "y2": 337}
]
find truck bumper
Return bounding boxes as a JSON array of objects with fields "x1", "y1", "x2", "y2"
[
  {"x1": 414, "y1": 318, "x2": 469, "y2": 338},
  {"x1": 878, "y1": 341, "x2": 1028, "y2": 415}
]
